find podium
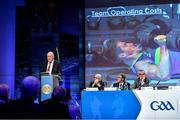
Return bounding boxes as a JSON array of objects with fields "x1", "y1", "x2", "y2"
[{"x1": 41, "y1": 73, "x2": 61, "y2": 101}]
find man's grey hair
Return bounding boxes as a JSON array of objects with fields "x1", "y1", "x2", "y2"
[
  {"x1": 95, "y1": 74, "x2": 102, "y2": 79},
  {"x1": 47, "y1": 51, "x2": 54, "y2": 58}
]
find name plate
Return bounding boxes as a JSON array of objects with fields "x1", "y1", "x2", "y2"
[
  {"x1": 141, "y1": 87, "x2": 154, "y2": 90},
  {"x1": 85, "y1": 88, "x2": 98, "y2": 91},
  {"x1": 168, "y1": 86, "x2": 180, "y2": 90},
  {"x1": 104, "y1": 87, "x2": 117, "y2": 91}
]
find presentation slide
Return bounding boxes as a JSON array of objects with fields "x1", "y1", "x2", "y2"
[{"x1": 85, "y1": 3, "x2": 180, "y2": 87}]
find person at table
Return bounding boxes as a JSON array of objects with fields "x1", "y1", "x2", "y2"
[
  {"x1": 112, "y1": 73, "x2": 131, "y2": 90},
  {"x1": 133, "y1": 70, "x2": 150, "y2": 90},
  {"x1": 88, "y1": 74, "x2": 105, "y2": 90}
]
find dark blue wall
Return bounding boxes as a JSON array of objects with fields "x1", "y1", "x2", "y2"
[{"x1": 0, "y1": 0, "x2": 16, "y2": 98}]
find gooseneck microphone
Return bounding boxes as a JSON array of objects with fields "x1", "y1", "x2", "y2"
[{"x1": 155, "y1": 80, "x2": 161, "y2": 90}]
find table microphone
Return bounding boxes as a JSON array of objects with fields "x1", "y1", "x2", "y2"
[{"x1": 155, "y1": 80, "x2": 161, "y2": 90}]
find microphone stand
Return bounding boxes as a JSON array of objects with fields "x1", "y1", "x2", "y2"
[{"x1": 154, "y1": 80, "x2": 161, "y2": 90}]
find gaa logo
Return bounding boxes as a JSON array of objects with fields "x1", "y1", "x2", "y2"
[
  {"x1": 150, "y1": 101, "x2": 175, "y2": 111},
  {"x1": 42, "y1": 84, "x2": 52, "y2": 94}
]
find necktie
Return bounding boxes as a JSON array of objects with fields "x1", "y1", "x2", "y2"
[
  {"x1": 119, "y1": 83, "x2": 123, "y2": 90},
  {"x1": 47, "y1": 62, "x2": 51, "y2": 72}
]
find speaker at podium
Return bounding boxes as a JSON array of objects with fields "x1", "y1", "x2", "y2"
[{"x1": 40, "y1": 72, "x2": 62, "y2": 101}]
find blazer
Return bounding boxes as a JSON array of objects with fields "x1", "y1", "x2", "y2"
[
  {"x1": 88, "y1": 80, "x2": 105, "y2": 90},
  {"x1": 112, "y1": 81, "x2": 131, "y2": 90},
  {"x1": 133, "y1": 77, "x2": 150, "y2": 90},
  {"x1": 41, "y1": 60, "x2": 61, "y2": 77}
]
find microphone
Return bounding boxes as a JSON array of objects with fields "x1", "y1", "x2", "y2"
[
  {"x1": 155, "y1": 80, "x2": 161, "y2": 90},
  {"x1": 56, "y1": 46, "x2": 60, "y2": 62}
]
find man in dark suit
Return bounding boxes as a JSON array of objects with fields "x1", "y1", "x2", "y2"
[
  {"x1": 0, "y1": 84, "x2": 12, "y2": 119},
  {"x1": 10, "y1": 76, "x2": 41, "y2": 119},
  {"x1": 41, "y1": 51, "x2": 61, "y2": 87},
  {"x1": 133, "y1": 70, "x2": 150, "y2": 90},
  {"x1": 40, "y1": 86, "x2": 71, "y2": 119},
  {"x1": 112, "y1": 73, "x2": 131, "y2": 90},
  {"x1": 89, "y1": 74, "x2": 105, "y2": 90}
]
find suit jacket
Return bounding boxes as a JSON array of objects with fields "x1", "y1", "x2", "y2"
[
  {"x1": 9, "y1": 98, "x2": 41, "y2": 119},
  {"x1": 88, "y1": 80, "x2": 105, "y2": 90},
  {"x1": 113, "y1": 81, "x2": 131, "y2": 90},
  {"x1": 41, "y1": 60, "x2": 61, "y2": 77},
  {"x1": 40, "y1": 98, "x2": 71, "y2": 119},
  {"x1": 133, "y1": 77, "x2": 150, "y2": 90}
]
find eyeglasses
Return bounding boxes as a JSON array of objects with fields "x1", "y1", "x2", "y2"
[
  {"x1": 117, "y1": 77, "x2": 123, "y2": 79},
  {"x1": 139, "y1": 73, "x2": 145, "y2": 75}
]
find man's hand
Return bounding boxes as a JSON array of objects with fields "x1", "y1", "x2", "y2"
[{"x1": 94, "y1": 79, "x2": 99, "y2": 84}]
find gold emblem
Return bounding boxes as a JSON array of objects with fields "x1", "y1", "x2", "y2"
[{"x1": 42, "y1": 84, "x2": 52, "y2": 94}]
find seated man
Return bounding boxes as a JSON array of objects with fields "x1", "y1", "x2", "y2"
[
  {"x1": 88, "y1": 74, "x2": 105, "y2": 90},
  {"x1": 133, "y1": 70, "x2": 150, "y2": 90},
  {"x1": 0, "y1": 84, "x2": 9, "y2": 104},
  {"x1": 40, "y1": 86, "x2": 71, "y2": 119},
  {"x1": 112, "y1": 73, "x2": 131, "y2": 90},
  {"x1": 0, "y1": 84, "x2": 11, "y2": 118},
  {"x1": 10, "y1": 76, "x2": 41, "y2": 118}
]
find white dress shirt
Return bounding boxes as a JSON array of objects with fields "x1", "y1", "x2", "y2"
[
  {"x1": 141, "y1": 78, "x2": 145, "y2": 85},
  {"x1": 119, "y1": 82, "x2": 124, "y2": 89}
]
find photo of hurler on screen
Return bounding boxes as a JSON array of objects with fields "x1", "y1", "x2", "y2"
[{"x1": 85, "y1": 4, "x2": 180, "y2": 86}]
